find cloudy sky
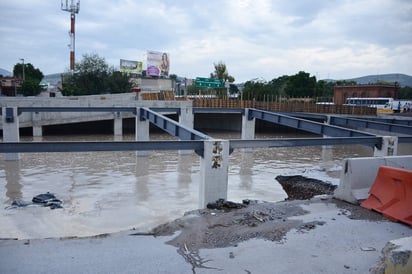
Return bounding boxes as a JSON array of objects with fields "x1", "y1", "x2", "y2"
[{"x1": 1, "y1": 0, "x2": 411, "y2": 82}]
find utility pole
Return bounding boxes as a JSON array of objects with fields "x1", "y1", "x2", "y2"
[{"x1": 61, "y1": 0, "x2": 80, "y2": 74}]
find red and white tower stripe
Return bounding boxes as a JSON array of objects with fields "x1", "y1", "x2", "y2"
[{"x1": 61, "y1": 0, "x2": 80, "y2": 73}]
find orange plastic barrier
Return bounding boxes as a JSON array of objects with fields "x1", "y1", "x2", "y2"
[{"x1": 361, "y1": 166, "x2": 412, "y2": 228}]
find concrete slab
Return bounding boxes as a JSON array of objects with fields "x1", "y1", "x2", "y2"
[
  {"x1": 1, "y1": 197, "x2": 411, "y2": 274},
  {"x1": 196, "y1": 201, "x2": 412, "y2": 273},
  {"x1": 0, "y1": 234, "x2": 191, "y2": 274}
]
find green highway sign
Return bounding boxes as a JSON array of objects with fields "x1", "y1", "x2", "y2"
[{"x1": 195, "y1": 77, "x2": 224, "y2": 88}]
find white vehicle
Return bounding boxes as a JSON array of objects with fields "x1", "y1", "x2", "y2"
[{"x1": 344, "y1": 97, "x2": 394, "y2": 113}]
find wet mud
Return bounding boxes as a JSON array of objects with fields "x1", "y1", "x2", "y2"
[
  {"x1": 137, "y1": 176, "x2": 386, "y2": 253},
  {"x1": 275, "y1": 175, "x2": 337, "y2": 200}
]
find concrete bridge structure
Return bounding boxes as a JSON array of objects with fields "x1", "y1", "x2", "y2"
[{"x1": 1, "y1": 93, "x2": 412, "y2": 207}]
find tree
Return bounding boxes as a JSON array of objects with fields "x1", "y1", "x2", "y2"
[
  {"x1": 61, "y1": 53, "x2": 131, "y2": 95},
  {"x1": 13, "y1": 63, "x2": 43, "y2": 81},
  {"x1": 284, "y1": 71, "x2": 316, "y2": 97},
  {"x1": 267, "y1": 75, "x2": 290, "y2": 97},
  {"x1": 242, "y1": 79, "x2": 270, "y2": 100},
  {"x1": 315, "y1": 80, "x2": 334, "y2": 100},
  {"x1": 229, "y1": 84, "x2": 239, "y2": 95},
  {"x1": 210, "y1": 61, "x2": 235, "y2": 82},
  {"x1": 13, "y1": 63, "x2": 44, "y2": 96},
  {"x1": 107, "y1": 71, "x2": 133, "y2": 94},
  {"x1": 242, "y1": 73, "x2": 334, "y2": 101},
  {"x1": 399, "y1": 86, "x2": 412, "y2": 99},
  {"x1": 187, "y1": 84, "x2": 197, "y2": 95},
  {"x1": 20, "y1": 79, "x2": 42, "y2": 96},
  {"x1": 335, "y1": 80, "x2": 357, "y2": 86}
]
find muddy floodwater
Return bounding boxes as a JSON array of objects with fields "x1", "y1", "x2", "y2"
[{"x1": 1, "y1": 132, "x2": 410, "y2": 239}]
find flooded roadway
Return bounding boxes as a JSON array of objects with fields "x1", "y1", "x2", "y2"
[{"x1": 1, "y1": 132, "x2": 410, "y2": 239}]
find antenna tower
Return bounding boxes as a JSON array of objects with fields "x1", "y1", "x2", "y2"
[{"x1": 61, "y1": 0, "x2": 80, "y2": 74}]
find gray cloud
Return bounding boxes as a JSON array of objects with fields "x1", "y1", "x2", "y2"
[{"x1": 0, "y1": 0, "x2": 411, "y2": 82}]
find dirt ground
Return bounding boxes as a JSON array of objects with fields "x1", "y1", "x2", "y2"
[{"x1": 133, "y1": 175, "x2": 386, "y2": 253}]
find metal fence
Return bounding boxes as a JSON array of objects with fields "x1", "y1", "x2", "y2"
[
  {"x1": 191, "y1": 99, "x2": 376, "y2": 115},
  {"x1": 140, "y1": 91, "x2": 376, "y2": 115}
]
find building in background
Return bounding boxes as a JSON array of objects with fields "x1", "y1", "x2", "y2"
[
  {"x1": 333, "y1": 84, "x2": 399, "y2": 105},
  {"x1": 0, "y1": 77, "x2": 22, "y2": 96}
]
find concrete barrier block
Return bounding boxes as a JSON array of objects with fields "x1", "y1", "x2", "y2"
[{"x1": 334, "y1": 156, "x2": 412, "y2": 204}]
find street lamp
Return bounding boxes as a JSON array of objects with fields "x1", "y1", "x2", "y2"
[{"x1": 20, "y1": 58, "x2": 25, "y2": 81}]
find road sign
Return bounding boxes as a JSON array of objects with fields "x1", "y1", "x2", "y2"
[{"x1": 195, "y1": 77, "x2": 224, "y2": 88}]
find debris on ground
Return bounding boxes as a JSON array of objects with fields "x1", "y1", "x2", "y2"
[
  {"x1": 143, "y1": 176, "x2": 384, "y2": 254},
  {"x1": 206, "y1": 198, "x2": 246, "y2": 210},
  {"x1": 7, "y1": 192, "x2": 63, "y2": 210},
  {"x1": 275, "y1": 175, "x2": 337, "y2": 200}
]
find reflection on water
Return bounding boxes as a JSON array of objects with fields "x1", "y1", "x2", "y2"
[
  {"x1": 4, "y1": 161, "x2": 23, "y2": 203},
  {"x1": 0, "y1": 132, "x2": 410, "y2": 239}
]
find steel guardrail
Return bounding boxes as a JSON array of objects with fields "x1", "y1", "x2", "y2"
[{"x1": 0, "y1": 136, "x2": 383, "y2": 155}]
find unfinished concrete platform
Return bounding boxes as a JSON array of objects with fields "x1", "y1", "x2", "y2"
[{"x1": 1, "y1": 196, "x2": 411, "y2": 274}]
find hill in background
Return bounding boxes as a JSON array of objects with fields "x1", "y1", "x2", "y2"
[
  {"x1": 0, "y1": 68, "x2": 12, "y2": 77},
  {"x1": 324, "y1": 73, "x2": 412, "y2": 87},
  {"x1": 43, "y1": 73, "x2": 62, "y2": 86},
  {"x1": 1, "y1": 68, "x2": 412, "y2": 87}
]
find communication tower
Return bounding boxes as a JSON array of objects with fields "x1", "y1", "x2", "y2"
[{"x1": 61, "y1": 0, "x2": 80, "y2": 73}]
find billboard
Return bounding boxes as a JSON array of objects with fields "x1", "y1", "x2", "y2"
[
  {"x1": 146, "y1": 50, "x2": 170, "y2": 77},
  {"x1": 120, "y1": 59, "x2": 142, "y2": 74}
]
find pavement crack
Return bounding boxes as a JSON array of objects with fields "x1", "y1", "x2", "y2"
[{"x1": 177, "y1": 245, "x2": 221, "y2": 273}]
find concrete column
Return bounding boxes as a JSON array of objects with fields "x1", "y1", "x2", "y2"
[
  {"x1": 321, "y1": 115, "x2": 333, "y2": 158},
  {"x1": 179, "y1": 105, "x2": 194, "y2": 155},
  {"x1": 33, "y1": 126, "x2": 43, "y2": 137},
  {"x1": 199, "y1": 139, "x2": 229, "y2": 208},
  {"x1": 322, "y1": 115, "x2": 333, "y2": 139},
  {"x1": 241, "y1": 109, "x2": 255, "y2": 140},
  {"x1": 374, "y1": 136, "x2": 398, "y2": 157},
  {"x1": 114, "y1": 112, "x2": 123, "y2": 136},
  {"x1": 241, "y1": 108, "x2": 255, "y2": 152},
  {"x1": 324, "y1": 115, "x2": 331, "y2": 125},
  {"x1": 2, "y1": 107, "x2": 20, "y2": 160},
  {"x1": 32, "y1": 112, "x2": 43, "y2": 137},
  {"x1": 135, "y1": 107, "x2": 149, "y2": 156}
]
